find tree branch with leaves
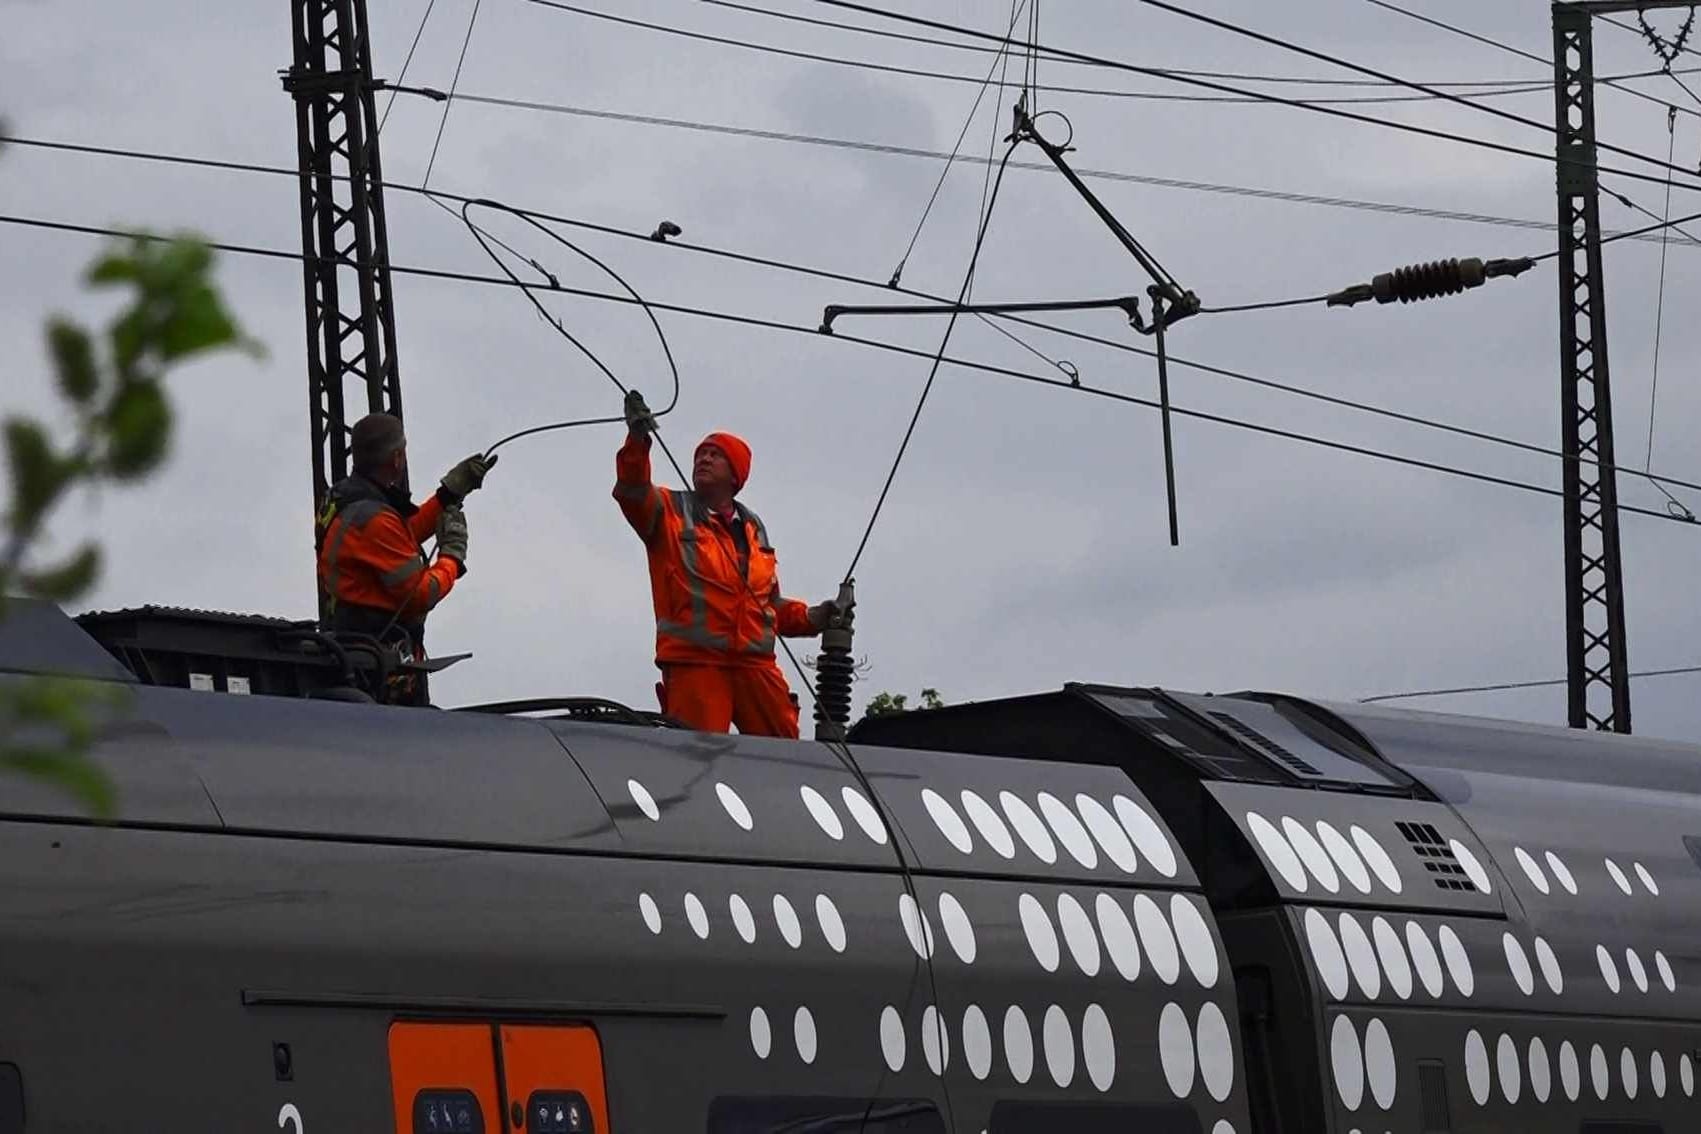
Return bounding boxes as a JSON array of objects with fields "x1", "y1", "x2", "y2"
[{"x1": 2, "y1": 216, "x2": 258, "y2": 815}]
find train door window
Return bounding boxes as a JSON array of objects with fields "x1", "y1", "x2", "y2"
[
  {"x1": 706, "y1": 1097, "x2": 945, "y2": 1133},
  {"x1": 389, "y1": 1023, "x2": 501, "y2": 1134},
  {"x1": 498, "y1": 1025, "x2": 610, "y2": 1134}
]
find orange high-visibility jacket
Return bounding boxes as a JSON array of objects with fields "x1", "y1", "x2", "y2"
[
  {"x1": 615, "y1": 433, "x2": 814, "y2": 666},
  {"x1": 317, "y1": 475, "x2": 459, "y2": 636}
]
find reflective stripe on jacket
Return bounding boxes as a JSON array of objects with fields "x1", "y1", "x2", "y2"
[
  {"x1": 317, "y1": 475, "x2": 457, "y2": 632},
  {"x1": 615, "y1": 433, "x2": 813, "y2": 666}
]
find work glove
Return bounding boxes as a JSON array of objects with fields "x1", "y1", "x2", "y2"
[
  {"x1": 809, "y1": 597, "x2": 854, "y2": 633},
  {"x1": 624, "y1": 389, "x2": 658, "y2": 436},
  {"x1": 436, "y1": 506, "x2": 469, "y2": 569},
  {"x1": 440, "y1": 453, "x2": 497, "y2": 503}
]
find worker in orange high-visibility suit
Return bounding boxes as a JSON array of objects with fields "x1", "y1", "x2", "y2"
[
  {"x1": 614, "y1": 391, "x2": 843, "y2": 738},
  {"x1": 317, "y1": 413, "x2": 496, "y2": 674}
]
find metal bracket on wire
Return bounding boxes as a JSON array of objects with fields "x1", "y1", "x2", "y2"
[{"x1": 812, "y1": 97, "x2": 1197, "y2": 546}]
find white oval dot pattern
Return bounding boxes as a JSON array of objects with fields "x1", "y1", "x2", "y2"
[
  {"x1": 1247, "y1": 811, "x2": 1308, "y2": 892},
  {"x1": 1439, "y1": 924, "x2": 1475, "y2": 997},
  {"x1": 627, "y1": 778, "x2": 659, "y2": 822},
  {"x1": 1038, "y1": 792, "x2": 1098, "y2": 869},
  {"x1": 960, "y1": 790, "x2": 1015, "y2": 859},
  {"x1": 1352, "y1": 825, "x2": 1403, "y2": 893},
  {"x1": 815, "y1": 894, "x2": 845, "y2": 953},
  {"x1": 1372, "y1": 917, "x2": 1412, "y2": 1000},
  {"x1": 1115, "y1": 794, "x2": 1178, "y2": 877},
  {"x1": 1196, "y1": 1002, "x2": 1235, "y2": 1103},
  {"x1": 794, "y1": 1007, "x2": 817, "y2": 1065},
  {"x1": 1626, "y1": 947, "x2": 1649, "y2": 993},
  {"x1": 1406, "y1": 922, "x2": 1445, "y2": 998},
  {"x1": 1534, "y1": 936, "x2": 1562, "y2": 994},
  {"x1": 1514, "y1": 846, "x2": 1549, "y2": 893},
  {"x1": 922, "y1": 788, "x2": 973, "y2": 855},
  {"x1": 639, "y1": 892, "x2": 661, "y2": 934},
  {"x1": 1339, "y1": 914, "x2": 1382, "y2": 999},
  {"x1": 921, "y1": 1005, "x2": 948, "y2": 1077},
  {"x1": 1018, "y1": 893, "x2": 1060, "y2": 973},
  {"x1": 880, "y1": 1006, "x2": 905, "y2": 1073},
  {"x1": 716, "y1": 782, "x2": 753, "y2": 831},
  {"x1": 1316, "y1": 820, "x2": 1372, "y2": 893},
  {"x1": 898, "y1": 893, "x2": 933, "y2": 960},
  {"x1": 1076, "y1": 793, "x2": 1138, "y2": 873},
  {"x1": 1333, "y1": 1015, "x2": 1365, "y2": 1111},
  {"x1": 1634, "y1": 861, "x2": 1659, "y2": 895},
  {"x1": 1450, "y1": 839, "x2": 1492, "y2": 894},
  {"x1": 1655, "y1": 950, "x2": 1676, "y2": 992},
  {"x1": 773, "y1": 894, "x2": 802, "y2": 949},
  {"x1": 1056, "y1": 894, "x2": 1101, "y2": 977},
  {"x1": 1043, "y1": 1004, "x2": 1075, "y2": 1088},
  {"x1": 1284, "y1": 815, "x2": 1341, "y2": 893},
  {"x1": 1503, "y1": 934, "x2": 1535, "y2": 996},
  {"x1": 841, "y1": 787, "x2": 887, "y2": 845},
  {"x1": 1497, "y1": 1033, "x2": 1521, "y2": 1104},
  {"x1": 799, "y1": 785, "x2": 842, "y2": 840},
  {"x1": 937, "y1": 892, "x2": 975, "y2": 964},
  {"x1": 1464, "y1": 1030, "x2": 1491, "y2": 1106},
  {"x1": 1135, "y1": 893, "x2": 1182, "y2": 985},
  {"x1": 963, "y1": 1006, "x2": 992, "y2": 1081},
  {"x1": 1159, "y1": 1001, "x2": 1196, "y2": 1099},
  {"x1": 1003, "y1": 792, "x2": 1058, "y2": 865},
  {"x1": 1172, "y1": 895, "x2": 1220, "y2": 988},
  {"x1": 1560, "y1": 1041, "x2": 1581, "y2": 1102},
  {"x1": 1591, "y1": 1044, "x2": 1610, "y2": 1100},
  {"x1": 1081, "y1": 1004, "x2": 1116, "y2": 1092},
  {"x1": 1605, "y1": 857, "x2": 1632, "y2": 896},
  {"x1": 685, "y1": 893, "x2": 710, "y2": 939},
  {"x1": 1306, "y1": 908, "x2": 1350, "y2": 1000},
  {"x1": 1364, "y1": 1018, "x2": 1397, "y2": 1110},
  {"x1": 750, "y1": 1007, "x2": 772, "y2": 1059},
  {"x1": 1097, "y1": 893, "x2": 1142, "y2": 982},
  {"x1": 1529, "y1": 1037, "x2": 1552, "y2": 1103},
  {"x1": 729, "y1": 894, "x2": 756, "y2": 943},
  {"x1": 1004, "y1": 1006, "x2": 1034, "y2": 1084},
  {"x1": 1598, "y1": 944, "x2": 1622, "y2": 994},
  {"x1": 1546, "y1": 850, "x2": 1578, "y2": 894}
]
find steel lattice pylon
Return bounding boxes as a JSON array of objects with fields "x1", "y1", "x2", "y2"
[
  {"x1": 1553, "y1": 4, "x2": 1632, "y2": 732},
  {"x1": 283, "y1": 0, "x2": 405, "y2": 611}
]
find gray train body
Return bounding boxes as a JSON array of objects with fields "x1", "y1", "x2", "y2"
[{"x1": 0, "y1": 603, "x2": 1696, "y2": 1133}]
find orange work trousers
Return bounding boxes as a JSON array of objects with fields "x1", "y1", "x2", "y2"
[{"x1": 659, "y1": 662, "x2": 800, "y2": 738}]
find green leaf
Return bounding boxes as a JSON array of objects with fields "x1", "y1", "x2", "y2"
[
  {"x1": 4, "y1": 417, "x2": 71, "y2": 532},
  {"x1": 19, "y1": 544, "x2": 101, "y2": 601},
  {"x1": 0, "y1": 749, "x2": 115, "y2": 819},
  {"x1": 158, "y1": 280, "x2": 241, "y2": 361},
  {"x1": 47, "y1": 318, "x2": 100, "y2": 404},
  {"x1": 102, "y1": 382, "x2": 172, "y2": 479}
]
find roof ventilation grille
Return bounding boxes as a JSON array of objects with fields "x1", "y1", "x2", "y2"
[
  {"x1": 1208, "y1": 711, "x2": 1323, "y2": 777},
  {"x1": 1397, "y1": 821, "x2": 1475, "y2": 892}
]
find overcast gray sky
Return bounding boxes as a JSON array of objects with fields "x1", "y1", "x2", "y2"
[{"x1": 8, "y1": 0, "x2": 1701, "y2": 739}]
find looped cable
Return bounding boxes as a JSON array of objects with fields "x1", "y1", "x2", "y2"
[{"x1": 456, "y1": 197, "x2": 688, "y2": 480}]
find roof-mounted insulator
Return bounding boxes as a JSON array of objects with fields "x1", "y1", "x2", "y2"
[{"x1": 1326, "y1": 256, "x2": 1537, "y2": 308}]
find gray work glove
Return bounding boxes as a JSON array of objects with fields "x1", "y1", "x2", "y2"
[
  {"x1": 440, "y1": 453, "x2": 497, "y2": 502},
  {"x1": 436, "y1": 506, "x2": 469, "y2": 569},
  {"x1": 624, "y1": 389, "x2": 658, "y2": 436},
  {"x1": 809, "y1": 597, "x2": 854, "y2": 633}
]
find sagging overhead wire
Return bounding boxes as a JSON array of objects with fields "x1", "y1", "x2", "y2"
[
  {"x1": 423, "y1": 0, "x2": 484, "y2": 188},
  {"x1": 843, "y1": 139, "x2": 1021, "y2": 582},
  {"x1": 1640, "y1": 107, "x2": 1696, "y2": 521},
  {"x1": 701, "y1": 0, "x2": 1700, "y2": 91},
  {"x1": 11, "y1": 207, "x2": 1701, "y2": 528},
  {"x1": 379, "y1": 0, "x2": 440, "y2": 132},
  {"x1": 1361, "y1": 0, "x2": 1701, "y2": 122},
  {"x1": 798, "y1": 0, "x2": 1701, "y2": 197},
  {"x1": 456, "y1": 199, "x2": 688, "y2": 479},
  {"x1": 521, "y1": 0, "x2": 1556, "y2": 109},
  {"x1": 14, "y1": 128, "x2": 1701, "y2": 518}
]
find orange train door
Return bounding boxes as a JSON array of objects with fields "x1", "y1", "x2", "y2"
[
  {"x1": 388, "y1": 1021, "x2": 610, "y2": 1134},
  {"x1": 499, "y1": 1025, "x2": 610, "y2": 1134}
]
